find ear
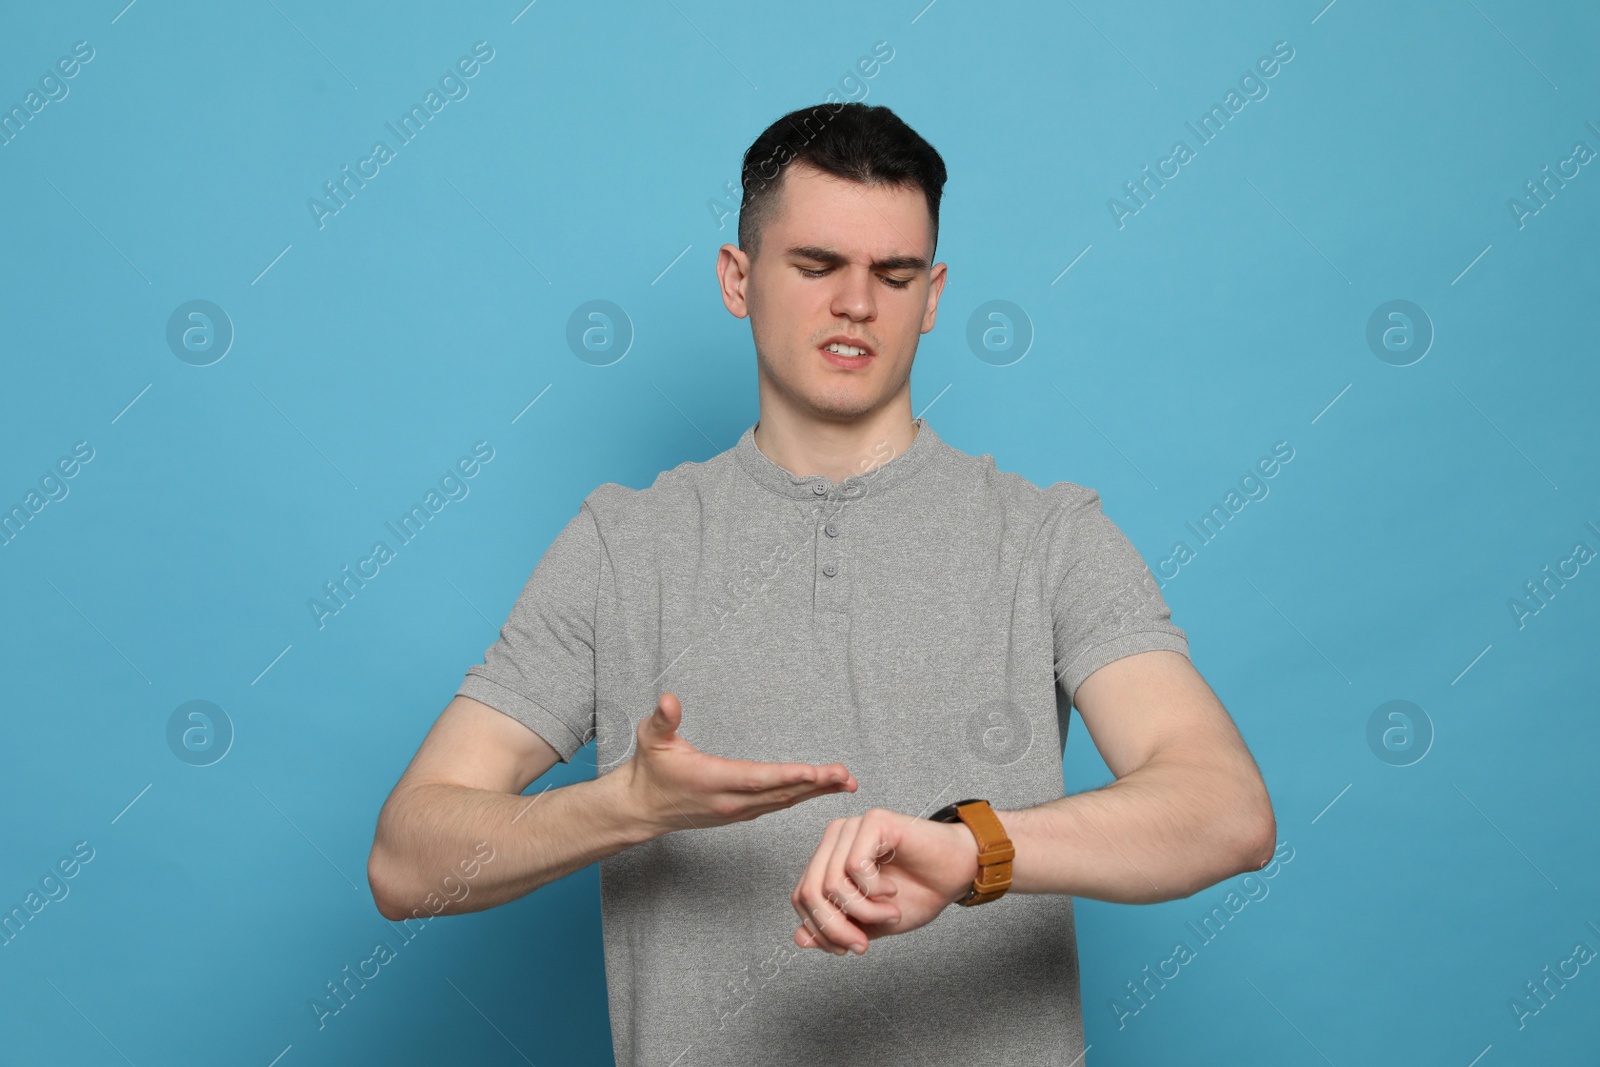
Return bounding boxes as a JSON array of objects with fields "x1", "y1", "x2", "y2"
[
  {"x1": 717, "y1": 243, "x2": 753, "y2": 319},
  {"x1": 920, "y1": 260, "x2": 948, "y2": 334}
]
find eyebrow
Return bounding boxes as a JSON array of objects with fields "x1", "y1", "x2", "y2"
[{"x1": 784, "y1": 244, "x2": 929, "y2": 273}]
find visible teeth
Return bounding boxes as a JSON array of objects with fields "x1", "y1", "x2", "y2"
[{"x1": 824, "y1": 343, "x2": 868, "y2": 356}]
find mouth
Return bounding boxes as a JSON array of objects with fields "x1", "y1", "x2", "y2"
[{"x1": 819, "y1": 337, "x2": 875, "y2": 369}]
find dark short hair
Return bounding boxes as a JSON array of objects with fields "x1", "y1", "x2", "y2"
[{"x1": 737, "y1": 102, "x2": 947, "y2": 261}]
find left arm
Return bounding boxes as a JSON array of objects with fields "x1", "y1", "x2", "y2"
[
  {"x1": 789, "y1": 650, "x2": 1276, "y2": 954},
  {"x1": 1000, "y1": 648, "x2": 1275, "y2": 902}
]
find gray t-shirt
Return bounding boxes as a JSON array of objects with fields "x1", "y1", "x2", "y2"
[{"x1": 457, "y1": 417, "x2": 1189, "y2": 1066}]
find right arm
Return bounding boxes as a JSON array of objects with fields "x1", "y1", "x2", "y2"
[{"x1": 366, "y1": 692, "x2": 856, "y2": 921}]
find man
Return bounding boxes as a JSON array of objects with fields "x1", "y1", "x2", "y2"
[{"x1": 368, "y1": 101, "x2": 1275, "y2": 1065}]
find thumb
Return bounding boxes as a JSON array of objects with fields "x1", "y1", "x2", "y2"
[{"x1": 643, "y1": 692, "x2": 682, "y2": 739}]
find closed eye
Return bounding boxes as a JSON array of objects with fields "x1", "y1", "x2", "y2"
[{"x1": 797, "y1": 266, "x2": 912, "y2": 289}]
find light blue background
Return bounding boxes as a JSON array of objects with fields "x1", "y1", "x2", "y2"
[{"x1": 2, "y1": 1, "x2": 1596, "y2": 1064}]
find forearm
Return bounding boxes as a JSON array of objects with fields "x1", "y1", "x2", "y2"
[
  {"x1": 994, "y1": 754, "x2": 1274, "y2": 904},
  {"x1": 369, "y1": 768, "x2": 656, "y2": 920}
]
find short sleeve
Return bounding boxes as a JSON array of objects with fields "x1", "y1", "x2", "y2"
[
  {"x1": 456, "y1": 501, "x2": 602, "y2": 763},
  {"x1": 1047, "y1": 485, "x2": 1189, "y2": 708}
]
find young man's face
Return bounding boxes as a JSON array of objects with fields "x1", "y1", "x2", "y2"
[{"x1": 718, "y1": 161, "x2": 948, "y2": 425}]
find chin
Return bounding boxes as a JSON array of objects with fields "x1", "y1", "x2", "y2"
[{"x1": 805, "y1": 396, "x2": 882, "y2": 421}]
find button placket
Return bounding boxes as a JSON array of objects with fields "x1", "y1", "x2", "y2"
[
  {"x1": 819, "y1": 495, "x2": 840, "y2": 580},
  {"x1": 814, "y1": 489, "x2": 850, "y2": 614}
]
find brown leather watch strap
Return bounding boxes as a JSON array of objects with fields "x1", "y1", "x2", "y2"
[{"x1": 929, "y1": 798, "x2": 1014, "y2": 906}]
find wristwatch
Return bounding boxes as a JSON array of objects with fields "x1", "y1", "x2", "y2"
[{"x1": 928, "y1": 798, "x2": 1014, "y2": 906}]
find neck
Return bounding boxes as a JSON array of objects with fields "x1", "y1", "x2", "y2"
[{"x1": 752, "y1": 408, "x2": 920, "y2": 485}]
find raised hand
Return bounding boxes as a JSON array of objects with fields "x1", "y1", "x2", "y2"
[{"x1": 620, "y1": 692, "x2": 857, "y2": 834}]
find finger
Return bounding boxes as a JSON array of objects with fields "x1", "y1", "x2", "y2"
[
  {"x1": 815, "y1": 886, "x2": 878, "y2": 953},
  {"x1": 798, "y1": 888, "x2": 844, "y2": 953},
  {"x1": 702, "y1": 761, "x2": 854, "y2": 820},
  {"x1": 795, "y1": 821, "x2": 859, "y2": 955},
  {"x1": 821, "y1": 764, "x2": 858, "y2": 792},
  {"x1": 844, "y1": 817, "x2": 900, "y2": 902},
  {"x1": 718, "y1": 758, "x2": 854, "y2": 793},
  {"x1": 794, "y1": 922, "x2": 866, "y2": 952},
  {"x1": 712, "y1": 757, "x2": 819, "y2": 793},
  {"x1": 703, "y1": 769, "x2": 859, "y2": 826},
  {"x1": 741, "y1": 779, "x2": 851, "y2": 818},
  {"x1": 701, "y1": 764, "x2": 819, "y2": 820},
  {"x1": 792, "y1": 818, "x2": 838, "y2": 951},
  {"x1": 815, "y1": 823, "x2": 887, "y2": 952},
  {"x1": 819, "y1": 764, "x2": 857, "y2": 791},
  {"x1": 806, "y1": 889, "x2": 865, "y2": 955},
  {"x1": 798, "y1": 826, "x2": 851, "y2": 955},
  {"x1": 821, "y1": 820, "x2": 872, "y2": 945},
  {"x1": 823, "y1": 821, "x2": 899, "y2": 934},
  {"x1": 773, "y1": 768, "x2": 857, "y2": 811}
]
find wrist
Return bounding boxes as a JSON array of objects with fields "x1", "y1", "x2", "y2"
[
  {"x1": 990, "y1": 807, "x2": 1023, "y2": 891},
  {"x1": 595, "y1": 761, "x2": 667, "y2": 846},
  {"x1": 947, "y1": 822, "x2": 980, "y2": 904}
]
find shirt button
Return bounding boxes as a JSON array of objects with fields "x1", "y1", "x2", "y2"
[
  {"x1": 822, "y1": 563, "x2": 838, "y2": 577},
  {"x1": 812, "y1": 482, "x2": 828, "y2": 495},
  {"x1": 825, "y1": 523, "x2": 839, "y2": 537}
]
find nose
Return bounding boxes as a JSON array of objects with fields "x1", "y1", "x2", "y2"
[{"x1": 829, "y1": 265, "x2": 875, "y2": 322}]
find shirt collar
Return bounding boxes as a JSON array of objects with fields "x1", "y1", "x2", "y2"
[{"x1": 734, "y1": 417, "x2": 941, "y2": 502}]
